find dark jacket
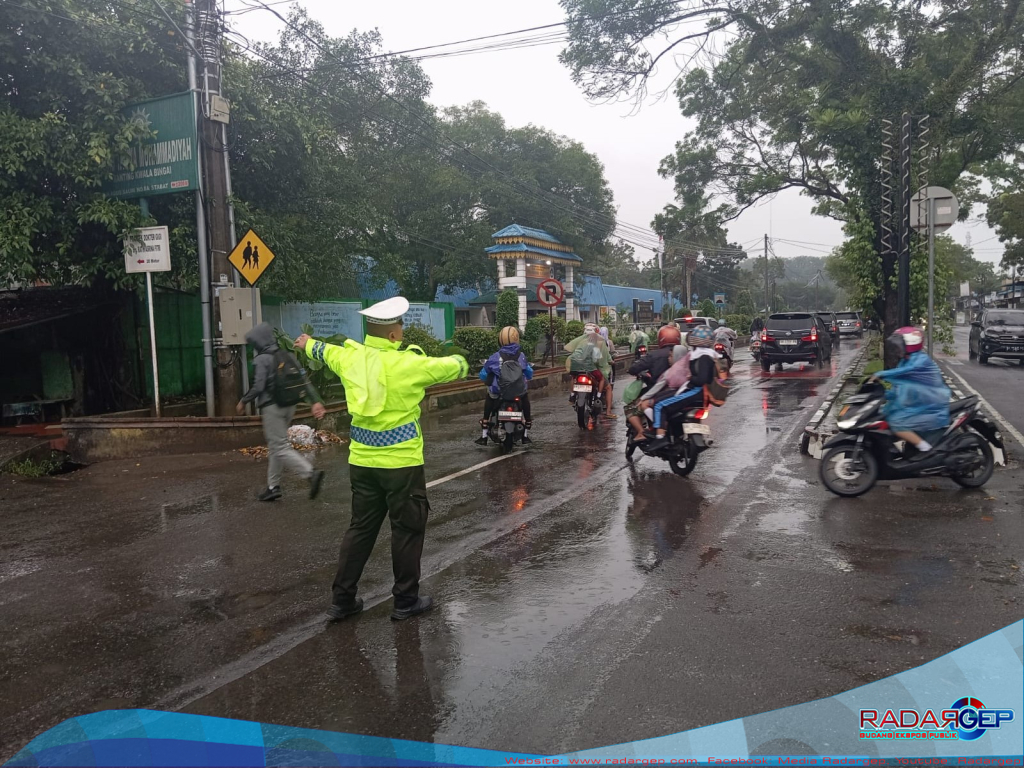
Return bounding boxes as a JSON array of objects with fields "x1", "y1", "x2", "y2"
[
  {"x1": 688, "y1": 353, "x2": 719, "y2": 388},
  {"x1": 479, "y1": 343, "x2": 534, "y2": 396},
  {"x1": 628, "y1": 346, "x2": 672, "y2": 383},
  {"x1": 241, "y1": 323, "x2": 321, "y2": 408}
]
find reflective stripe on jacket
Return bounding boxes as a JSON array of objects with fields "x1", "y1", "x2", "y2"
[{"x1": 306, "y1": 335, "x2": 468, "y2": 468}]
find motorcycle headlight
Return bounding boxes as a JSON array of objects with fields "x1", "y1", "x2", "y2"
[{"x1": 837, "y1": 418, "x2": 857, "y2": 430}]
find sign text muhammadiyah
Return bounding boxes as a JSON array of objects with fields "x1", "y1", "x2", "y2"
[{"x1": 105, "y1": 92, "x2": 199, "y2": 199}]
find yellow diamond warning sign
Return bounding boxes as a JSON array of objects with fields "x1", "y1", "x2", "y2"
[{"x1": 229, "y1": 229, "x2": 276, "y2": 285}]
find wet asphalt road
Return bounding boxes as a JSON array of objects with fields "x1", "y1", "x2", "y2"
[
  {"x1": 1, "y1": 337, "x2": 1022, "y2": 760},
  {"x1": 939, "y1": 326, "x2": 1024, "y2": 442}
]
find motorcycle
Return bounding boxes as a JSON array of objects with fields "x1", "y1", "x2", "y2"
[
  {"x1": 749, "y1": 334, "x2": 762, "y2": 362},
  {"x1": 624, "y1": 393, "x2": 712, "y2": 477},
  {"x1": 819, "y1": 381, "x2": 1003, "y2": 497},
  {"x1": 485, "y1": 396, "x2": 526, "y2": 452},
  {"x1": 634, "y1": 343, "x2": 648, "y2": 362},
  {"x1": 713, "y1": 341, "x2": 733, "y2": 371},
  {"x1": 569, "y1": 372, "x2": 604, "y2": 429}
]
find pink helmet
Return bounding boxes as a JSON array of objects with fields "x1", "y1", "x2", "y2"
[{"x1": 888, "y1": 326, "x2": 924, "y2": 357}]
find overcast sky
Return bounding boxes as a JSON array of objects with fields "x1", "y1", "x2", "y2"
[{"x1": 228, "y1": 0, "x2": 1006, "y2": 268}]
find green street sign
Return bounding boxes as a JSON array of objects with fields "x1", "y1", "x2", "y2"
[{"x1": 105, "y1": 92, "x2": 199, "y2": 199}]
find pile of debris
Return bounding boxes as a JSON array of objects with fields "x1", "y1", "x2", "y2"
[{"x1": 238, "y1": 426, "x2": 346, "y2": 460}]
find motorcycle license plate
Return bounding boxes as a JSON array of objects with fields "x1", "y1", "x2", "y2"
[
  {"x1": 683, "y1": 423, "x2": 711, "y2": 435},
  {"x1": 498, "y1": 411, "x2": 523, "y2": 420},
  {"x1": 573, "y1": 384, "x2": 593, "y2": 393},
  {"x1": 779, "y1": 340, "x2": 798, "y2": 346}
]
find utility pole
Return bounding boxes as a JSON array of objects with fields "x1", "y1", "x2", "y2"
[
  {"x1": 764, "y1": 234, "x2": 770, "y2": 318},
  {"x1": 897, "y1": 112, "x2": 913, "y2": 327},
  {"x1": 185, "y1": 1, "x2": 215, "y2": 418},
  {"x1": 194, "y1": 0, "x2": 242, "y2": 416}
]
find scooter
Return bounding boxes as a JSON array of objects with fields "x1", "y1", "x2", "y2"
[
  {"x1": 569, "y1": 373, "x2": 604, "y2": 429},
  {"x1": 625, "y1": 399, "x2": 712, "y2": 477},
  {"x1": 749, "y1": 335, "x2": 762, "y2": 362},
  {"x1": 819, "y1": 381, "x2": 1003, "y2": 497},
  {"x1": 485, "y1": 397, "x2": 526, "y2": 452},
  {"x1": 713, "y1": 341, "x2": 733, "y2": 371},
  {"x1": 634, "y1": 343, "x2": 648, "y2": 362}
]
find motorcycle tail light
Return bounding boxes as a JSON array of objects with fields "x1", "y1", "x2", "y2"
[
  {"x1": 694, "y1": 408, "x2": 709, "y2": 420},
  {"x1": 577, "y1": 375, "x2": 590, "y2": 384}
]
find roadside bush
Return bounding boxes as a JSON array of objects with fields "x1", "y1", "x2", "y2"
[
  {"x1": 723, "y1": 314, "x2": 753, "y2": 334},
  {"x1": 523, "y1": 314, "x2": 566, "y2": 359},
  {"x1": 613, "y1": 334, "x2": 630, "y2": 347},
  {"x1": 400, "y1": 325, "x2": 445, "y2": 357},
  {"x1": 495, "y1": 289, "x2": 520, "y2": 330},
  {"x1": 562, "y1": 320, "x2": 585, "y2": 343},
  {"x1": 453, "y1": 327, "x2": 498, "y2": 367}
]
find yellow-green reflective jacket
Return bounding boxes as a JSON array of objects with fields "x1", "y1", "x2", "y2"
[{"x1": 306, "y1": 335, "x2": 468, "y2": 468}]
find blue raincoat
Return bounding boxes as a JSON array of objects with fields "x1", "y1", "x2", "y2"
[
  {"x1": 874, "y1": 352, "x2": 950, "y2": 432},
  {"x1": 479, "y1": 343, "x2": 534, "y2": 396}
]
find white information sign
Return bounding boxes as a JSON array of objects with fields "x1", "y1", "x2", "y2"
[{"x1": 124, "y1": 226, "x2": 171, "y2": 273}]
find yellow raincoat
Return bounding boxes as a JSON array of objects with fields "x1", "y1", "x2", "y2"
[{"x1": 306, "y1": 335, "x2": 468, "y2": 468}]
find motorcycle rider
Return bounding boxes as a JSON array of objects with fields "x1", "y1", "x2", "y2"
[
  {"x1": 714, "y1": 323, "x2": 737, "y2": 361},
  {"x1": 565, "y1": 322, "x2": 614, "y2": 417},
  {"x1": 476, "y1": 326, "x2": 534, "y2": 446},
  {"x1": 643, "y1": 326, "x2": 720, "y2": 452},
  {"x1": 629, "y1": 324, "x2": 650, "y2": 356},
  {"x1": 624, "y1": 325, "x2": 681, "y2": 441},
  {"x1": 872, "y1": 326, "x2": 951, "y2": 458}
]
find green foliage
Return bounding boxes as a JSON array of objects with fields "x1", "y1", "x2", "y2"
[
  {"x1": 523, "y1": 314, "x2": 566, "y2": 358},
  {"x1": 613, "y1": 335, "x2": 630, "y2": 347},
  {"x1": 400, "y1": 325, "x2": 445, "y2": 357},
  {"x1": 697, "y1": 299, "x2": 717, "y2": 318},
  {"x1": 453, "y1": 327, "x2": 498, "y2": 366},
  {"x1": 562, "y1": 0, "x2": 1024, "y2": 330},
  {"x1": 495, "y1": 289, "x2": 521, "y2": 331},
  {"x1": 563, "y1": 320, "x2": 585, "y2": 342},
  {"x1": 272, "y1": 324, "x2": 346, "y2": 399},
  {"x1": 1, "y1": 5, "x2": 618, "y2": 301},
  {"x1": 3, "y1": 452, "x2": 65, "y2": 477},
  {"x1": 723, "y1": 314, "x2": 752, "y2": 334}
]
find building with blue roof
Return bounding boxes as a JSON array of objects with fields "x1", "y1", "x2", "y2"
[{"x1": 487, "y1": 224, "x2": 582, "y2": 327}]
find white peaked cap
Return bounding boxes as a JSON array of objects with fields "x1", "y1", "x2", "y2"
[{"x1": 360, "y1": 296, "x2": 410, "y2": 324}]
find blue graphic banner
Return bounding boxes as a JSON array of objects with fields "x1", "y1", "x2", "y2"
[{"x1": 7, "y1": 622, "x2": 1020, "y2": 767}]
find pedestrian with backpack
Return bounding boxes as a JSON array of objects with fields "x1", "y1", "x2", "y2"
[
  {"x1": 238, "y1": 322, "x2": 327, "y2": 502},
  {"x1": 475, "y1": 326, "x2": 534, "y2": 445}
]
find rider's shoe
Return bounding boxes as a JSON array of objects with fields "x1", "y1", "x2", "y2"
[
  {"x1": 474, "y1": 437, "x2": 488, "y2": 446},
  {"x1": 643, "y1": 435, "x2": 669, "y2": 452},
  {"x1": 521, "y1": 435, "x2": 533, "y2": 444}
]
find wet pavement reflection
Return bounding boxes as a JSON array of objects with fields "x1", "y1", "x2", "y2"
[{"x1": 4, "y1": 336, "x2": 1023, "y2": 760}]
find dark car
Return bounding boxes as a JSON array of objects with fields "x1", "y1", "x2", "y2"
[
  {"x1": 760, "y1": 312, "x2": 833, "y2": 371},
  {"x1": 969, "y1": 309, "x2": 1024, "y2": 366},
  {"x1": 835, "y1": 311, "x2": 864, "y2": 337},
  {"x1": 814, "y1": 311, "x2": 841, "y2": 346}
]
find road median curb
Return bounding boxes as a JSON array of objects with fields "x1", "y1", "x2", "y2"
[{"x1": 800, "y1": 346, "x2": 870, "y2": 459}]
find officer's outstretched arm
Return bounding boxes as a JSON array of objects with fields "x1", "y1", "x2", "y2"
[
  {"x1": 304, "y1": 337, "x2": 355, "y2": 378},
  {"x1": 414, "y1": 354, "x2": 470, "y2": 386}
]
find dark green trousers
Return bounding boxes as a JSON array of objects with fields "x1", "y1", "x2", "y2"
[{"x1": 333, "y1": 464, "x2": 429, "y2": 609}]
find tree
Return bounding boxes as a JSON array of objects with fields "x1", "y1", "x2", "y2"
[
  {"x1": 584, "y1": 240, "x2": 646, "y2": 285},
  {"x1": 495, "y1": 289, "x2": 520, "y2": 330},
  {"x1": 560, "y1": 0, "x2": 1024, "y2": 356},
  {"x1": 0, "y1": 0, "x2": 188, "y2": 288}
]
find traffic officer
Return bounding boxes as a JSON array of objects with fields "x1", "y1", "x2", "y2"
[{"x1": 294, "y1": 297, "x2": 469, "y2": 621}]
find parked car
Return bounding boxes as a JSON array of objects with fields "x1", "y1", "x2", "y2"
[
  {"x1": 760, "y1": 312, "x2": 833, "y2": 371},
  {"x1": 969, "y1": 309, "x2": 1024, "y2": 366},
  {"x1": 814, "y1": 311, "x2": 841, "y2": 346},
  {"x1": 835, "y1": 311, "x2": 864, "y2": 337}
]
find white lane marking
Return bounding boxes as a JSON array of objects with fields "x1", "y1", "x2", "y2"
[
  {"x1": 943, "y1": 365, "x2": 1024, "y2": 448},
  {"x1": 426, "y1": 453, "x2": 518, "y2": 488}
]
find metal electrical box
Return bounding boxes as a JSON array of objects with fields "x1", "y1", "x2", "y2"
[
  {"x1": 218, "y1": 287, "x2": 262, "y2": 344},
  {"x1": 210, "y1": 94, "x2": 231, "y2": 124}
]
